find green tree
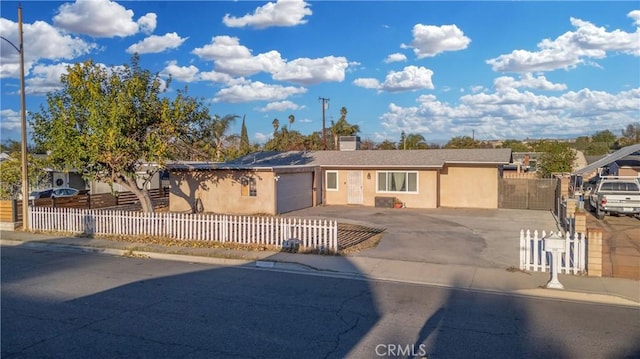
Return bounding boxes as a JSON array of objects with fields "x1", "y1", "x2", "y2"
[
  {"x1": 591, "y1": 129, "x2": 616, "y2": 151},
  {"x1": 620, "y1": 122, "x2": 640, "y2": 146},
  {"x1": 500, "y1": 139, "x2": 530, "y2": 152},
  {"x1": 444, "y1": 136, "x2": 480, "y2": 149},
  {"x1": 377, "y1": 140, "x2": 397, "y2": 150},
  {"x1": 330, "y1": 107, "x2": 360, "y2": 149},
  {"x1": 240, "y1": 115, "x2": 250, "y2": 155},
  {"x1": 536, "y1": 142, "x2": 576, "y2": 178},
  {"x1": 0, "y1": 152, "x2": 51, "y2": 200},
  {"x1": 207, "y1": 114, "x2": 239, "y2": 161},
  {"x1": 31, "y1": 56, "x2": 211, "y2": 212},
  {"x1": 404, "y1": 133, "x2": 428, "y2": 149},
  {"x1": 272, "y1": 118, "x2": 280, "y2": 133}
]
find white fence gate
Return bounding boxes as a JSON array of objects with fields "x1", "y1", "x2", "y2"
[
  {"x1": 519, "y1": 230, "x2": 587, "y2": 274},
  {"x1": 30, "y1": 207, "x2": 338, "y2": 252}
]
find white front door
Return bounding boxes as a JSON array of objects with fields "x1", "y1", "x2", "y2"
[{"x1": 347, "y1": 171, "x2": 363, "y2": 204}]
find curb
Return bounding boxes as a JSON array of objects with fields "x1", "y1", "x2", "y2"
[{"x1": 2, "y1": 239, "x2": 638, "y2": 307}]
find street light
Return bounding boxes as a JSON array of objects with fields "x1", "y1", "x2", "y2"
[{"x1": 1, "y1": 5, "x2": 29, "y2": 230}]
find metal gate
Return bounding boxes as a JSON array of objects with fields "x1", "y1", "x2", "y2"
[{"x1": 499, "y1": 178, "x2": 557, "y2": 210}]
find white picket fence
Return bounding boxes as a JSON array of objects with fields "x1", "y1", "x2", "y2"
[
  {"x1": 519, "y1": 230, "x2": 587, "y2": 274},
  {"x1": 30, "y1": 207, "x2": 339, "y2": 252}
]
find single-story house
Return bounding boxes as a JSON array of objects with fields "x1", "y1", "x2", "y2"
[{"x1": 168, "y1": 145, "x2": 512, "y2": 215}]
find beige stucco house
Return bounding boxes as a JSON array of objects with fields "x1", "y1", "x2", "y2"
[{"x1": 168, "y1": 148, "x2": 512, "y2": 215}]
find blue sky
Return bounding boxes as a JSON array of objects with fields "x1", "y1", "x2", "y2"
[{"x1": 1, "y1": 0, "x2": 639, "y2": 146}]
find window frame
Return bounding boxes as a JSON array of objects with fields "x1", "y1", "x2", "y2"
[
  {"x1": 325, "y1": 171, "x2": 339, "y2": 191},
  {"x1": 240, "y1": 177, "x2": 257, "y2": 197},
  {"x1": 376, "y1": 171, "x2": 418, "y2": 193}
]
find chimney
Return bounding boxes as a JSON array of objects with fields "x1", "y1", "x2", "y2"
[{"x1": 339, "y1": 136, "x2": 360, "y2": 151}]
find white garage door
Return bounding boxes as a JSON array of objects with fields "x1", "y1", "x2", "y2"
[{"x1": 276, "y1": 172, "x2": 313, "y2": 214}]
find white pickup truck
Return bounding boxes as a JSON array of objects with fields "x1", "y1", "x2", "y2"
[{"x1": 587, "y1": 176, "x2": 640, "y2": 219}]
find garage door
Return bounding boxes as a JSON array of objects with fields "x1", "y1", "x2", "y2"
[{"x1": 276, "y1": 172, "x2": 313, "y2": 214}]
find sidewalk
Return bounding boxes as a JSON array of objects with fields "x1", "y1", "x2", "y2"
[{"x1": 2, "y1": 230, "x2": 638, "y2": 307}]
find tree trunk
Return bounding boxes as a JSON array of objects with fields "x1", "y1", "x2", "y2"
[{"x1": 116, "y1": 177, "x2": 155, "y2": 213}]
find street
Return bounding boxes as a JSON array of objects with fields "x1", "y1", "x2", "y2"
[{"x1": 2, "y1": 245, "x2": 639, "y2": 358}]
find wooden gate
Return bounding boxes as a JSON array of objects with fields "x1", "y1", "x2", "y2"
[{"x1": 499, "y1": 178, "x2": 557, "y2": 210}]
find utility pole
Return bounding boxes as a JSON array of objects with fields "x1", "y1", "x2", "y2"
[
  {"x1": 2, "y1": 5, "x2": 29, "y2": 230},
  {"x1": 319, "y1": 97, "x2": 329, "y2": 150}
]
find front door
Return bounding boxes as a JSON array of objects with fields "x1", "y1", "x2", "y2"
[{"x1": 347, "y1": 171, "x2": 363, "y2": 204}]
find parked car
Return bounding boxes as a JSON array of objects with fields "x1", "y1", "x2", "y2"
[
  {"x1": 587, "y1": 176, "x2": 640, "y2": 219},
  {"x1": 51, "y1": 187, "x2": 80, "y2": 198},
  {"x1": 28, "y1": 189, "x2": 53, "y2": 200}
]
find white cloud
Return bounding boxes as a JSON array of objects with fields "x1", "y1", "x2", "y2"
[
  {"x1": 192, "y1": 36, "x2": 285, "y2": 77},
  {"x1": 354, "y1": 66, "x2": 434, "y2": 92},
  {"x1": 272, "y1": 56, "x2": 349, "y2": 85},
  {"x1": 380, "y1": 86, "x2": 640, "y2": 141},
  {"x1": 494, "y1": 73, "x2": 567, "y2": 92},
  {"x1": 385, "y1": 53, "x2": 407, "y2": 63},
  {"x1": 629, "y1": 10, "x2": 640, "y2": 26},
  {"x1": 353, "y1": 78, "x2": 381, "y2": 89},
  {"x1": 258, "y1": 101, "x2": 302, "y2": 112},
  {"x1": 137, "y1": 13, "x2": 157, "y2": 34},
  {"x1": 53, "y1": 0, "x2": 156, "y2": 38},
  {"x1": 193, "y1": 36, "x2": 349, "y2": 84},
  {"x1": 25, "y1": 63, "x2": 71, "y2": 95},
  {"x1": 401, "y1": 24, "x2": 471, "y2": 58},
  {"x1": 0, "y1": 18, "x2": 95, "y2": 78},
  {"x1": 127, "y1": 33, "x2": 187, "y2": 54},
  {"x1": 382, "y1": 66, "x2": 435, "y2": 92},
  {"x1": 223, "y1": 0, "x2": 312, "y2": 29},
  {"x1": 487, "y1": 15, "x2": 640, "y2": 73},
  {"x1": 0, "y1": 109, "x2": 21, "y2": 131},
  {"x1": 253, "y1": 132, "x2": 271, "y2": 143},
  {"x1": 162, "y1": 61, "x2": 199, "y2": 82},
  {"x1": 214, "y1": 81, "x2": 307, "y2": 103},
  {"x1": 199, "y1": 70, "x2": 235, "y2": 84}
]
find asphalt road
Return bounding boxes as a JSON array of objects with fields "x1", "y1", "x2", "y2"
[{"x1": 2, "y1": 245, "x2": 639, "y2": 359}]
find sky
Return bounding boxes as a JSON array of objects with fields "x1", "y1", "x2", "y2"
[{"x1": 1, "y1": 0, "x2": 639, "y2": 147}]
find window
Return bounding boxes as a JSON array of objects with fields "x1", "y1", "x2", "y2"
[
  {"x1": 241, "y1": 177, "x2": 257, "y2": 197},
  {"x1": 377, "y1": 171, "x2": 418, "y2": 193},
  {"x1": 326, "y1": 171, "x2": 338, "y2": 191}
]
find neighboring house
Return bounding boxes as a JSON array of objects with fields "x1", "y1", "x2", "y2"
[
  {"x1": 574, "y1": 144, "x2": 640, "y2": 180},
  {"x1": 168, "y1": 143, "x2": 512, "y2": 215}
]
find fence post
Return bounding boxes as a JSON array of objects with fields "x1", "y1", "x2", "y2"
[{"x1": 587, "y1": 228, "x2": 603, "y2": 277}]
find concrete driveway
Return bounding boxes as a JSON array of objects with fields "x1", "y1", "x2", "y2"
[{"x1": 287, "y1": 206, "x2": 559, "y2": 269}]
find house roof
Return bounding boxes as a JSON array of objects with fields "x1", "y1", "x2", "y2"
[
  {"x1": 574, "y1": 144, "x2": 640, "y2": 175},
  {"x1": 169, "y1": 149, "x2": 512, "y2": 171}
]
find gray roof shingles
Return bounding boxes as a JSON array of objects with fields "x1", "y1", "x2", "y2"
[{"x1": 169, "y1": 148, "x2": 512, "y2": 170}]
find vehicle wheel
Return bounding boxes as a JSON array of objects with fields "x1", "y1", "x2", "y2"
[{"x1": 595, "y1": 206, "x2": 605, "y2": 220}]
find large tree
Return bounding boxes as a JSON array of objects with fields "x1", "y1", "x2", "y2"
[
  {"x1": 536, "y1": 142, "x2": 577, "y2": 178},
  {"x1": 31, "y1": 56, "x2": 212, "y2": 212}
]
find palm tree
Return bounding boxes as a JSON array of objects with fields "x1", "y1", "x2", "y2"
[
  {"x1": 405, "y1": 133, "x2": 428, "y2": 149},
  {"x1": 330, "y1": 107, "x2": 360, "y2": 149},
  {"x1": 272, "y1": 118, "x2": 280, "y2": 133},
  {"x1": 210, "y1": 114, "x2": 238, "y2": 161},
  {"x1": 288, "y1": 114, "x2": 295, "y2": 130}
]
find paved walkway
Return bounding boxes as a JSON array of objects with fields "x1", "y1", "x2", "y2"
[{"x1": 1, "y1": 228, "x2": 638, "y2": 307}]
